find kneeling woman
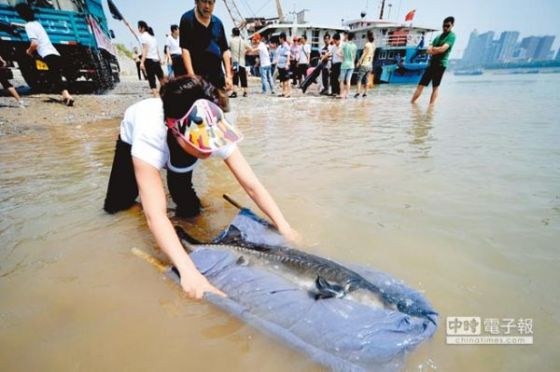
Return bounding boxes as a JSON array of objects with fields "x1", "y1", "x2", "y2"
[{"x1": 104, "y1": 76, "x2": 298, "y2": 299}]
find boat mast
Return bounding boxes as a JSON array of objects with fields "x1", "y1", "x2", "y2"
[
  {"x1": 221, "y1": 0, "x2": 246, "y2": 28},
  {"x1": 275, "y1": 0, "x2": 285, "y2": 22},
  {"x1": 379, "y1": 0, "x2": 385, "y2": 19},
  {"x1": 222, "y1": 0, "x2": 237, "y2": 25}
]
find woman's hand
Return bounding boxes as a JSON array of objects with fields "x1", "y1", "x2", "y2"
[
  {"x1": 278, "y1": 224, "x2": 303, "y2": 246},
  {"x1": 224, "y1": 75, "x2": 233, "y2": 91},
  {"x1": 180, "y1": 270, "x2": 226, "y2": 300}
]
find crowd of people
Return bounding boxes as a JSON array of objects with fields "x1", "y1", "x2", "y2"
[{"x1": 130, "y1": 24, "x2": 379, "y2": 100}]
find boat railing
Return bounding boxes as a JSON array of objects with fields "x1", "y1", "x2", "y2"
[{"x1": 380, "y1": 34, "x2": 425, "y2": 48}]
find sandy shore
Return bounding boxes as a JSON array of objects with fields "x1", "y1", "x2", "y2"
[
  {"x1": 0, "y1": 75, "x2": 153, "y2": 136},
  {"x1": 0, "y1": 73, "x2": 313, "y2": 136}
]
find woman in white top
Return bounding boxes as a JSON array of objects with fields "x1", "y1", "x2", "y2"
[
  {"x1": 104, "y1": 76, "x2": 300, "y2": 299},
  {"x1": 138, "y1": 20, "x2": 164, "y2": 97},
  {"x1": 165, "y1": 24, "x2": 185, "y2": 77},
  {"x1": 297, "y1": 35, "x2": 311, "y2": 87},
  {"x1": 16, "y1": 3, "x2": 74, "y2": 106},
  {"x1": 249, "y1": 33, "x2": 275, "y2": 95}
]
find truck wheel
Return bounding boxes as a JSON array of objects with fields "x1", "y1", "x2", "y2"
[
  {"x1": 19, "y1": 61, "x2": 56, "y2": 93},
  {"x1": 92, "y1": 50, "x2": 114, "y2": 93}
]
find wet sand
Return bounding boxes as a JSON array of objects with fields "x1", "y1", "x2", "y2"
[{"x1": 1, "y1": 73, "x2": 559, "y2": 371}]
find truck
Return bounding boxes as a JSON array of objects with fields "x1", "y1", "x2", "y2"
[{"x1": 0, "y1": 0, "x2": 120, "y2": 92}]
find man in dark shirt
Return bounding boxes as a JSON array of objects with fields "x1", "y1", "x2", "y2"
[{"x1": 179, "y1": 0, "x2": 232, "y2": 91}]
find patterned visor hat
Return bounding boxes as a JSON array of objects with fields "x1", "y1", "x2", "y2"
[{"x1": 166, "y1": 99, "x2": 243, "y2": 153}]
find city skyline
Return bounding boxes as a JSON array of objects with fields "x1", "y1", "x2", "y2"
[{"x1": 461, "y1": 29, "x2": 557, "y2": 66}]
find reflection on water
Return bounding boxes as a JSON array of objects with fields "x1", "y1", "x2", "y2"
[
  {"x1": 1, "y1": 73, "x2": 560, "y2": 371},
  {"x1": 410, "y1": 104, "x2": 435, "y2": 157}
]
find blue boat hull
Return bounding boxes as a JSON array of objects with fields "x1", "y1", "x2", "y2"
[
  {"x1": 373, "y1": 46, "x2": 429, "y2": 84},
  {"x1": 377, "y1": 65, "x2": 425, "y2": 84}
]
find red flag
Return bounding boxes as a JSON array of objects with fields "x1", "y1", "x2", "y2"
[{"x1": 405, "y1": 9, "x2": 416, "y2": 22}]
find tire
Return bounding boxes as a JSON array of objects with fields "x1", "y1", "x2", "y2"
[
  {"x1": 91, "y1": 49, "x2": 114, "y2": 93},
  {"x1": 19, "y1": 59, "x2": 57, "y2": 93}
]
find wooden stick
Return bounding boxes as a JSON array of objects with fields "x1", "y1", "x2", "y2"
[
  {"x1": 223, "y1": 193, "x2": 244, "y2": 210},
  {"x1": 131, "y1": 248, "x2": 168, "y2": 273}
]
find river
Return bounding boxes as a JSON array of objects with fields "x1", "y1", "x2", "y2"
[{"x1": 1, "y1": 73, "x2": 559, "y2": 371}]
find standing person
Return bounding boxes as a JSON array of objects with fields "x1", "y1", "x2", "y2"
[
  {"x1": 103, "y1": 76, "x2": 299, "y2": 299},
  {"x1": 320, "y1": 33, "x2": 331, "y2": 95},
  {"x1": 166, "y1": 25, "x2": 185, "y2": 77},
  {"x1": 0, "y1": 53, "x2": 25, "y2": 107},
  {"x1": 138, "y1": 22, "x2": 164, "y2": 97},
  {"x1": 163, "y1": 42, "x2": 172, "y2": 78},
  {"x1": 15, "y1": 3, "x2": 74, "y2": 106},
  {"x1": 132, "y1": 47, "x2": 144, "y2": 80},
  {"x1": 179, "y1": 0, "x2": 232, "y2": 93},
  {"x1": 251, "y1": 34, "x2": 275, "y2": 95},
  {"x1": 289, "y1": 36, "x2": 300, "y2": 86},
  {"x1": 275, "y1": 32, "x2": 291, "y2": 98},
  {"x1": 411, "y1": 16, "x2": 456, "y2": 105},
  {"x1": 229, "y1": 27, "x2": 251, "y2": 98},
  {"x1": 269, "y1": 40, "x2": 277, "y2": 77},
  {"x1": 330, "y1": 33, "x2": 342, "y2": 97},
  {"x1": 339, "y1": 32, "x2": 357, "y2": 99},
  {"x1": 297, "y1": 35, "x2": 311, "y2": 87},
  {"x1": 354, "y1": 30, "x2": 375, "y2": 98}
]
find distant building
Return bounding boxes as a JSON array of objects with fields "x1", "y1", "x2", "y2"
[
  {"x1": 496, "y1": 31, "x2": 519, "y2": 62},
  {"x1": 478, "y1": 31, "x2": 496, "y2": 65},
  {"x1": 534, "y1": 36, "x2": 555, "y2": 61},
  {"x1": 461, "y1": 29, "x2": 482, "y2": 67},
  {"x1": 520, "y1": 36, "x2": 542, "y2": 61},
  {"x1": 461, "y1": 30, "x2": 557, "y2": 66},
  {"x1": 461, "y1": 30, "x2": 495, "y2": 67}
]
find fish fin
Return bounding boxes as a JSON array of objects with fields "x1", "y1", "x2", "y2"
[
  {"x1": 174, "y1": 225, "x2": 202, "y2": 252},
  {"x1": 313, "y1": 276, "x2": 346, "y2": 300},
  {"x1": 214, "y1": 224, "x2": 245, "y2": 244},
  {"x1": 236, "y1": 256, "x2": 249, "y2": 266},
  {"x1": 171, "y1": 266, "x2": 181, "y2": 278}
]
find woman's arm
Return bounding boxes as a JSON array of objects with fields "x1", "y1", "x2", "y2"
[
  {"x1": 26, "y1": 40, "x2": 38, "y2": 56},
  {"x1": 140, "y1": 42, "x2": 148, "y2": 71},
  {"x1": 181, "y1": 48, "x2": 195, "y2": 76},
  {"x1": 222, "y1": 49, "x2": 233, "y2": 91},
  {"x1": 224, "y1": 148, "x2": 299, "y2": 243},
  {"x1": 133, "y1": 157, "x2": 224, "y2": 299}
]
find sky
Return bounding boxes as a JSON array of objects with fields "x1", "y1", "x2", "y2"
[{"x1": 103, "y1": 0, "x2": 560, "y2": 59}]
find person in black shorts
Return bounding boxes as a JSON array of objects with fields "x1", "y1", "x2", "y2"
[
  {"x1": 418, "y1": 64, "x2": 445, "y2": 88},
  {"x1": 179, "y1": 0, "x2": 232, "y2": 93},
  {"x1": 411, "y1": 16, "x2": 456, "y2": 105},
  {"x1": 229, "y1": 27, "x2": 251, "y2": 98},
  {"x1": 275, "y1": 33, "x2": 291, "y2": 97},
  {"x1": 138, "y1": 21, "x2": 164, "y2": 97},
  {"x1": 0, "y1": 53, "x2": 26, "y2": 107},
  {"x1": 16, "y1": 3, "x2": 74, "y2": 106}
]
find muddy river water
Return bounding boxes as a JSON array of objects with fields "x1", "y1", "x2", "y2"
[{"x1": 1, "y1": 73, "x2": 559, "y2": 371}]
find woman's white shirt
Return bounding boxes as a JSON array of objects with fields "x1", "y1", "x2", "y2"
[
  {"x1": 24, "y1": 21, "x2": 59, "y2": 58},
  {"x1": 140, "y1": 32, "x2": 159, "y2": 60},
  {"x1": 120, "y1": 99, "x2": 236, "y2": 171}
]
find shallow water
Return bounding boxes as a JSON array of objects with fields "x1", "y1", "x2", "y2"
[{"x1": 1, "y1": 73, "x2": 559, "y2": 371}]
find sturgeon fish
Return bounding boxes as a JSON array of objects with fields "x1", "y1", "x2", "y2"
[{"x1": 175, "y1": 224, "x2": 437, "y2": 324}]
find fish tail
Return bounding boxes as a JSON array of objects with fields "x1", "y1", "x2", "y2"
[{"x1": 174, "y1": 225, "x2": 202, "y2": 253}]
